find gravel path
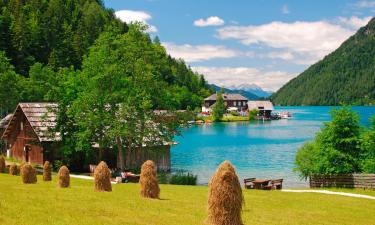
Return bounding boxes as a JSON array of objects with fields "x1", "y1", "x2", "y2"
[{"x1": 282, "y1": 189, "x2": 375, "y2": 200}]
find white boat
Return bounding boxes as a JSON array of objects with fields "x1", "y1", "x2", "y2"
[{"x1": 280, "y1": 111, "x2": 292, "y2": 119}]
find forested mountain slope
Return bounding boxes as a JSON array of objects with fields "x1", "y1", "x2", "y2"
[
  {"x1": 271, "y1": 18, "x2": 375, "y2": 106},
  {"x1": 0, "y1": 0, "x2": 211, "y2": 114}
]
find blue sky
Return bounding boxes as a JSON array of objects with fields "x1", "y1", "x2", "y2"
[{"x1": 103, "y1": 0, "x2": 374, "y2": 91}]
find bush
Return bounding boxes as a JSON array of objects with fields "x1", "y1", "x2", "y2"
[
  {"x1": 0, "y1": 155, "x2": 5, "y2": 173},
  {"x1": 43, "y1": 161, "x2": 52, "y2": 181},
  {"x1": 21, "y1": 164, "x2": 37, "y2": 184},
  {"x1": 94, "y1": 161, "x2": 112, "y2": 192},
  {"x1": 248, "y1": 109, "x2": 259, "y2": 120},
  {"x1": 9, "y1": 163, "x2": 18, "y2": 175},
  {"x1": 170, "y1": 172, "x2": 197, "y2": 185},
  {"x1": 140, "y1": 160, "x2": 160, "y2": 199},
  {"x1": 230, "y1": 111, "x2": 240, "y2": 116},
  {"x1": 361, "y1": 116, "x2": 375, "y2": 173},
  {"x1": 207, "y1": 161, "x2": 243, "y2": 225},
  {"x1": 58, "y1": 166, "x2": 70, "y2": 188},
  {"x1": 295, "y1": 107, "x2": 364, "y2": 179},
  {"x1": 53, "y1": 160, "x2": 63, "y2": 172}
]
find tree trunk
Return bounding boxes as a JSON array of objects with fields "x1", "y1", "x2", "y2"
[
  {"x1": 98, "y1": 146, "x2": 103, "y2": 162},
  {"x1": 116, "y1": 137, "x2": 124, "y2": 170}
]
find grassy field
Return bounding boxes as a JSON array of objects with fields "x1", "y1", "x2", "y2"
[{"x1": 1, "y1": 174, "x2": 375, "y2": 225}]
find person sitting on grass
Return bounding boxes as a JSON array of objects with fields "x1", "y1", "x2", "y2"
[{"x1": 121, "y1": 169, "x2": 136, "y2": 183}]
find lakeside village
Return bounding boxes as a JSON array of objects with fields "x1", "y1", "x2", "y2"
[
  {"x1": 0, "y1": 92, "x2": 291, "y2": 181},
  {"x1": 195, "y1": 92, "x2": 292, "y2": 124}
]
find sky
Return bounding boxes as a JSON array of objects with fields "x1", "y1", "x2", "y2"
[{"x1": 103, "y1": 0, "x2": 374, "y2": 92}]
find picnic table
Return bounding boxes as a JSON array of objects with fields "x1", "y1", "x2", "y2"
[{"x1": 252, "y1": 179, "x2": 271, "y2": 190}]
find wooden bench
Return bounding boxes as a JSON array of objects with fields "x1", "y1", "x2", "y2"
[
  {"x1": 271, "y1": 179, "x2": 283, "y2": 190},
  {"x1": 244, "y1": 178, "x2": 256, "y2": 189}
]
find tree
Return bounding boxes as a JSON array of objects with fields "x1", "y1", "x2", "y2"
[
  {"x1": 22, "y1": 63, "x2": 59, "y2": 102},
  {"x1": 295, "y1": 107, "x2": 362, "y2": 179},
  {"x1": 360, "y1": 116, "x2": 375, "y2": 173},
  {"x1": 65, "y1": 25, "x2": 181, "y2": 169},
  {"x1": 212, "y1": 89, "x2": 225, "y2": 122},
  {"x1": 0, "y1": 51, "x2": 23, "y2": 116}
]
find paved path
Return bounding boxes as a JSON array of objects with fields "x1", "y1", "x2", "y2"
[
  {"x1": 282, "y1": 189, "x2": 375, "y2": 200},
  {"x1": 70, "y1": 174, "x2": 118, "y2": 184}
]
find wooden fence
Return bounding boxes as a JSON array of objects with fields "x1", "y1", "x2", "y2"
[{"x1": 310, "y1": 174, "x2": 375, "y2": 189}]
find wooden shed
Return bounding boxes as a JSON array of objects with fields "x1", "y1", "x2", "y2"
[{"x1": 1, "y1": 103, "x2": 60, "y2": 164}]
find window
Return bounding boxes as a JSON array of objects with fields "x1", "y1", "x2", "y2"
[
  {"x1": 234, "y1": 101, "x2": 237, "y2": 106},
  {"x1": 20, "y1": 122, "x2": 23, "y2": 131}
]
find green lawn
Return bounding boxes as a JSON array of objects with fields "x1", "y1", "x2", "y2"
[{"x1": 1, "y1": 174, "x2": 375, "y2": 225}]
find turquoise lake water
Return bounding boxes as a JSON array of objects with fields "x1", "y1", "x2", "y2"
[{"x1": 171, "y1": 106, "x2": 375, "y2": 187}]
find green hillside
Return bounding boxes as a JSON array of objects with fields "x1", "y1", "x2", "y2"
[
  {"x1": 271, "y1": 18, "x2": 375, "y2": 106},
  {"x1": 0, "y1": 0, "x2": 211, "y2": 114}
]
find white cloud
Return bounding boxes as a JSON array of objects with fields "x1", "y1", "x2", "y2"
[
  {"x1": 356, "y1": 1, "x2": 375, "y2": 8},
  {"x1": 337, "y1": 16, "x2": 372, "y2": 29},
  {"x1": 115, "y1": 10, "x2": 157, "y2": 32},
  {"x1": 194, "y1": 16, "x2": 225, "y2": 27},
  {"x1": 264, "y1": 51, "x2": 294, "y2": 60},
  {"x1": 192, "y1": 66, "x2": 297, "y2": 91},
  {"x1": 162, "y1": 42, "x2": 240, "y2": 62},
  {"x1": 216, "y1": 17, "x2": 370, "y2": 65},
  {"x1": 281, "y1": 5, "x2": 290, "y2": 14}
]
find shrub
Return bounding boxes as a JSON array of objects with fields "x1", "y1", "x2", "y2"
[
  {"x1": 58, "y1": 166, "x2": 70, "y2": 188},
  {"x1": 170, "y1": 172, "x2": 197, "y2": 185},
  {"x1": 0, "y1": 155, "x2": 5, "y2": 173},
  {"x1": 295, "y1": 107, "x2": 362, "y2": 178},
  {"x1": 53, "y1": 160, "x2": 63, "y2": 172},
  {"x1": 140, "y1": 160, "x2": 160, "y2": 199},
  {"x1": 21, "y1": 164, "x2": 37, "y2": 184},
  {"x1": 360, "y1": 116, "x2": 375, "y2": 173},
  {"x1": 43, "y1": 161, "x2": 52, "y2": 181},
  {"x1": 248, "y1": 109, "x2": 259, "y2": 120},
  {"x1": 207, "y1": 161, "x2": 243, "y2": 225},
  {"x1": 230, "y1": 111, "x2": 240, "y2": 116},
  {"x1": 9, "y1": 163, "x2": 18, "y2": 175},
  {"x1": 94, "y1": 161, "x2": 112, "y2": 192}
]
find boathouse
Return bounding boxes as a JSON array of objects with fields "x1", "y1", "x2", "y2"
[
  {"x1": 203, "y1": 93, "x2": 248, "y2": 112},
  {"x1": 248, "y1": 101, "x2": 274, "y2": 118}
]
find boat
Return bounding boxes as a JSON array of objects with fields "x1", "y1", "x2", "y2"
[{"x1": 280, "y1": 111, "x2": 292, "y2": 119}]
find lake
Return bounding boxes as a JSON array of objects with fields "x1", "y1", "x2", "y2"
[{"x1": 171, "y1": 106, "x2": 375, "y2": 187}]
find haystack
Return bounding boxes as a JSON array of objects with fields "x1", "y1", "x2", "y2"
[
  {"x1": 43, "y1": 161, "x2": 52, "y2": 181},
  {"x1": 207, "y1": 161, "x2": 244, "y2": 225},
  {"x1": 0, "y1": 155, "x2": 5, "y2": 173},
  {"x1": 58, "y1": 166, "x2": 70, "y2": 188},
  {"x1": 139, "y1": 160, "x2": 160, "y2": 199},
  {"x1": 94, "y1": 161, "x2": 112, "y2": 192},
  {"x1": 21, "y1": 164, "x2": 37, "y2": 184},
  {"x1": 9, "y1": 163, "x2": 18, "y2": 175},
  {"x1": 19, "y1": 161, "x2": 26, "y2": 177}
]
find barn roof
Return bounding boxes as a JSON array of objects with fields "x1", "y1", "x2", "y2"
[
  {"x1": 248, "y1": 101, "x2": 274, "y2": 111},
  {"x1": 0, "y1": 114, "x2": 12, "y2": 129},
  {"x1": 204, "y1": 93, "x2": 248, "y2": 101},
  {"x1": 1, "y1": 103, "x2": 60, "y2": 142}
]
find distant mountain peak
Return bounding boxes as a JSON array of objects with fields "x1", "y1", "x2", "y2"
[{"x1": 225, "y1": 83, "x2": 272, "y2": 98}]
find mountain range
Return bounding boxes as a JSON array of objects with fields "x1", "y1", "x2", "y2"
[
  {"x1": 210, "y1": 84, "x2": 272, "y2": 100},
  {"x1": 271, "y1": 17, "x2": 375, "y2": 106}
]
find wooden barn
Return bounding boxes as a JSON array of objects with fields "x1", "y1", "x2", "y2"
[
  {"x1": 1, "y1": 103, "x2": 60, "y2": 164},
  {"x1": 1, "y1": 103, "x2": 173, "y2": 171},
  {"x1": 0, "y1": 114, "x2": 12, "y2": 154}
]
